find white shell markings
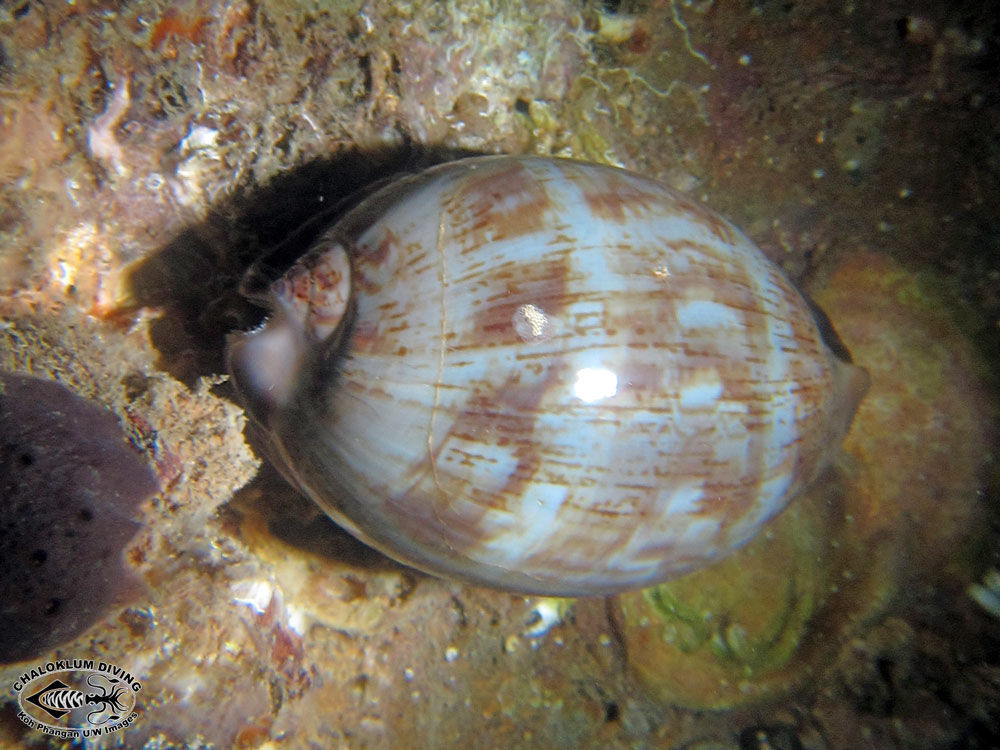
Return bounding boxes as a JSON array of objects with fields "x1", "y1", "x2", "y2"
[
  {"x1": 679, "y1": 369, "x2": 724, "y2": 409},
  {"x1": 662, "y1": 483, "x2": 705, "y2": 517},
  {"x1": 480, "y1": 483, "x2": 570, "y2": 567},
  {"x1": 677, "y1": 298, "x2": 743, "y2": 330}
]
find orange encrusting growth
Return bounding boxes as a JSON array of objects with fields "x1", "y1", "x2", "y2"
[{"x1": 150, "y1": 10, "x2": 211, "y2": 54}]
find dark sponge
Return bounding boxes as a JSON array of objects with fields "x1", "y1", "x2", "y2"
[{"x1": 0, "y1": 373, "x2": 156, "y2": 663}]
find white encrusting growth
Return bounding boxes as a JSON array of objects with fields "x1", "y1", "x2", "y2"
[{"x1": 87, "y1": 76, "x2": 131, "y2": 177}]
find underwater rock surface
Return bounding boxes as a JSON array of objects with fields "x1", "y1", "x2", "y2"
[{"x1": 0, "y1": 373, "x2": 155, "y2": 663}]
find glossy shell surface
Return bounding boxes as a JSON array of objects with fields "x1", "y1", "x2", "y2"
[{"x1": 228, "y1": 156, "x2": 868, "y2": 595}]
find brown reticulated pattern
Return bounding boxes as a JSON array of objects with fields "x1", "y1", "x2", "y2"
[{"x1": 263, "y1": 157, "x2": 856, "y2": 594}]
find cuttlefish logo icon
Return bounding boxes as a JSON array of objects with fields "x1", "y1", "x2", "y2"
[{"x1": 12, "y1": 659, "x2": 141, "y2": 739}]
